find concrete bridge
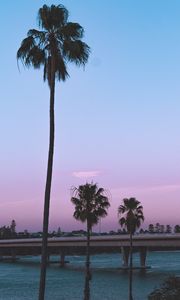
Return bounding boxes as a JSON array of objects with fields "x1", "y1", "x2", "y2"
[{"x1": 0, "y1": 234, "x2": 180, "y2": 268}]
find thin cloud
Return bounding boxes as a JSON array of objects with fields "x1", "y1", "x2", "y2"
[
  {"x1": 72, "y1": 171, "x2": 100, "y2": 179},
  {"x1": 111, "y1": 184, "x2": 180, "y2": 197}
]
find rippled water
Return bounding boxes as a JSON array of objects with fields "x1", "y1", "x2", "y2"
[{"x1": 0, "y1": 251, "x2": 180, "y2": 299}]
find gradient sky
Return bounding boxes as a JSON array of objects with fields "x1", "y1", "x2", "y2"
[{"x1": 0, "y1": 0, "x2": 180, "y2": 232}]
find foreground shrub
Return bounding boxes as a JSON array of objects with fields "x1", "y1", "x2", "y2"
[{"x1": 148, "y1": 276, "x2": 180, "y2": 300}]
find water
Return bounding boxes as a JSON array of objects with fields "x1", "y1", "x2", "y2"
[{"x1": 0, "y1": 251, "x2": 180, "y2": 299}]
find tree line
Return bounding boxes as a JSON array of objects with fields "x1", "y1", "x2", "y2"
[
  {"x1": 143, "y1": 223, "x2": 180, "y2": 234},
  {"x1": 1, "y1": 221, "x2": 180, "y2": 240}
]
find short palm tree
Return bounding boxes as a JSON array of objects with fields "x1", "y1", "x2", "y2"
[
  {"x1": 71, "y1": 182, "x2": 110, "y2": 300},
  {"x1": 118, "y1": 197, "x2": 144, "y2": 300},
  {"x1": 17, "y1": 4, "x2": 90, "y2": 300}
]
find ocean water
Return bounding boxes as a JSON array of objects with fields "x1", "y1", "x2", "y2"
[{"x1": 0, "y1": 251, "x2": 180, "y2": 300}]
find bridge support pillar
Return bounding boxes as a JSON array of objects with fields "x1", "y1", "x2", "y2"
[
  {"x1": 60, "y1": 252, "x2": 65, "y2": 267},
  {"x1": 11, "y1": 250, "x2": 16, "y2": 262},
  {"x1": 47, "y1": 253, "x2": 50, "y2": 266},
  {"x1": 139, "y1": 247, "x2": 147, "y2": 268},
  {"x1": 0, "y1": 251, "x2": 3, "y2": 261},
  {"x1": 121, "y1": 246, "x2": 129, "y2": 267}
]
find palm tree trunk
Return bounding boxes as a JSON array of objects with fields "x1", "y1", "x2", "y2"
[
  {"x1": 84, "y1": 221, "x2": 91, "y2": 300},
  {"x1": 39, "y1": 62, "x2": 55, "y2": 300},
  {"x1": 129, "y1": 231, "x2": 133, "y2": 300}
]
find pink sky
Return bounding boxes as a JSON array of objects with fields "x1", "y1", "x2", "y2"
[
  {"x1": 1, "y1": 1, "x2": 180, "y2": 232},
  {"x1": 0, "y1": 167, "x2": 179, "y2": 232}
]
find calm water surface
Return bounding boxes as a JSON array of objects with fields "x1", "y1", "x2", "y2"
[{"x1": 0, "y1": 251, "x2": 180, "y2": 299}]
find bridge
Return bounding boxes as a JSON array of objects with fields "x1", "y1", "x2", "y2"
[{"x1": 0, "y1": 234, "x2": 179, "y2": 268}]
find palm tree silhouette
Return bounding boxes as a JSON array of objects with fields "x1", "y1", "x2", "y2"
[
  {"x1": 17, "y1": 4, "x2": 90, "y2": 300},
  {"x1": 118, "y1": 197, "x2": 144, "y2": 300},
  {"x1": 71, "y1": 182, "x2": 110, "y2": 300}
]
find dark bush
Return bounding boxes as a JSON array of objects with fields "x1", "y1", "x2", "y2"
[{"x1": 148, "y1": 277, "x2": 180, "y2": 300}]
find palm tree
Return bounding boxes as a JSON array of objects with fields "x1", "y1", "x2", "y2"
[
  {"x1": 118, "y1": 197, "x2": 144, "y2": 300},
  {"x1": 17, "y1": 4, "x2": 90, "y2": 300},
  {"x1": 71, "y1": 182, "x2": 110, "y2": 300}
]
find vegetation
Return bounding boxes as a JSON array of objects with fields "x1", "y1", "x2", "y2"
[
  {"x1": 0, "y1": 221, "x2": 178, "y2": 239},
  {"x1": 71, "y1": 182, "x2": 110, "y2": 300},
  {"x1": 147, "y1": 223, "x2": 173, "y2": 234},
  {"x1": 0, "y1": 220, "x2": 17, "y2": 239},
  {"x1": 148, "y1": 276, "x2": 180, "y2": 300},
  {"x1": 17, "y1": 4, "x2": 90, "y2": 300},
  {"x1": 118, "y1": 197, "x2": 144, "y2": 300},
  {"x1": 10, "y1": 220, "x2": 16, "y2": 237},
  {"x1": 174, "y1": 225, "x2": 180, "y2": 233}
]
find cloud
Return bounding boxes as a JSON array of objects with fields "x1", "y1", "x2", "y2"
[
  {"x1": 111, "y1": 183, "x2": 180, "y2": 198},
  {"x1": 72, "y1": 171, "x2": 100, "y2": 179}
]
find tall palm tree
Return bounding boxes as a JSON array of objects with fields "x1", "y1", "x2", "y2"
[
  {"x1": 17, "y1": 4, "x2": 90, "y2": 300},
  {"x1": 118, "y1": 197, "x2": 144, "y2": 300},
  {"x1": 71, "y1": 182, "x2": 110, "y2": 300}
]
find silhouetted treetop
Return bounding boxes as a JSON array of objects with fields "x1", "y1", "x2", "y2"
[{"x1": 17, "y1": 4, "x2": 90, "y2": 86}]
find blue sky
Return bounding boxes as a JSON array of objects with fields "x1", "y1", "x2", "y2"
[{"x1": 0, "y1": 1, "x2": 180, "y2": 231}]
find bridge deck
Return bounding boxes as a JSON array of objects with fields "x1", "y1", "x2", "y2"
[{"x1": 0, "y1": 234, "x2": 180, "y2": 256}]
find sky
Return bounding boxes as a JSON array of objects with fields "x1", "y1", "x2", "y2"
[{"x1": 0, "y1": 0, "x2": 180, "y2": 232}]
